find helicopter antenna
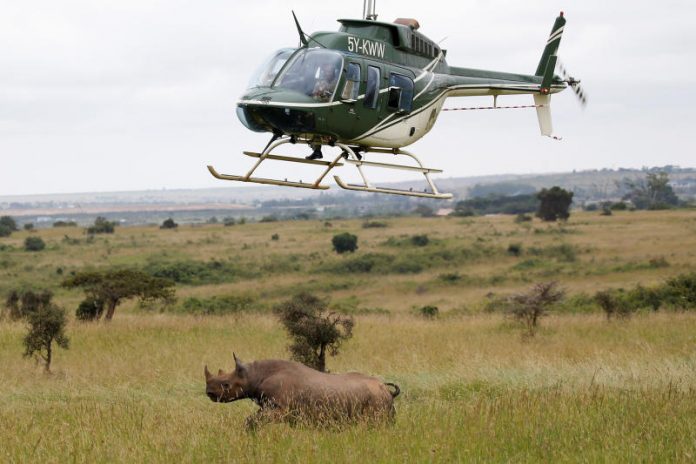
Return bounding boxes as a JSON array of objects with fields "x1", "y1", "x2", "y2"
[{"x1": 363, "y1": 0, "x2": 378, "y2": 20}]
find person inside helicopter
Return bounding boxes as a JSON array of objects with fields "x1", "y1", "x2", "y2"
[{"x1": 312, "y1": 62, "x2": 339, "y2": 102}]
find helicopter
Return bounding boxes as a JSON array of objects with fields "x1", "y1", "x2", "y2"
[{"x1": 208, "y1": 0, "x2": 586, "y2": 199}]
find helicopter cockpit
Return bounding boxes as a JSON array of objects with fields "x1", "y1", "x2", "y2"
[
  {"x1": 248, "y1": 48, "x2": 296, "y2": 89},
  {"x1": 273, "y1": 49, "x2": 344, "y2": 102}
]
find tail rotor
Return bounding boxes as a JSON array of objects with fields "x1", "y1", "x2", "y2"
[{"x1": 559, "y1": 61, "x2": 588, "y2": 107}]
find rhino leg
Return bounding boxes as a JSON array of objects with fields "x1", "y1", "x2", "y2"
[{"x1": 244, "y1": 408, "x2": 285, "y2": 432}]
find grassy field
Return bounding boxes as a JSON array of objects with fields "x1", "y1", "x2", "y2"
[{"x1": 1, "y1": 210, "x2": 696, "y2": 462}]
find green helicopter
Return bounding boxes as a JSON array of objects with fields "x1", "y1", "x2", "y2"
[{"x1": 209, "y1": 0, "x2": 586, "y2": 199}]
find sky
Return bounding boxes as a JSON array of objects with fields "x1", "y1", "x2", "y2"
[{"x1": 1, "y1": 0, "x2": 695, "y2": 196}]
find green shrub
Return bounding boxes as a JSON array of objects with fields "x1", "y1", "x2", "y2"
[
  {"x1": 362, "y1": 221, "x2": 388, "y2": 229},
  {"x1": 271, "y1": 234, "x2": 279, "y2": 241},
  {"x1": 259, "y1": 215, "x2": 278, "y2": 223},
  {"x1": 0, "y1": 224, "x2": 12, "y2": 237},
  {"x1": 53, "y1": 221, "x2": 77, "y2": 228},
  {"x1": 160, "y1": 218, "x2": 178, "y2": 229},
  {"x1": 595, "y1": 289, "x2": 635, "y2": 319},
  {"x1": 0, "y1": 216, "x2": 18, "y2": 233},
  {"x1": 332, "y1": 233, "x2": 358, "y2": 254},
  {"x1": 24, "y1": 236, "x2": 46, "y2": 252},
  {"x1": 176, "y1": 295, "x2": 257, "y2": 316},
  {"x1": 439, "y1": 272, "x2": 463, "y2": 283},
  {"x1": 223, "y1": 217, "x2": 236, "y2": 227},
  {"x1": 419, "y1": 305, "x2": 439, "y2": 318},
  {"x1": 515, "y1": 214, "x2": 533, "y2": 223},
  {"x1": 75, "y1": 297, "x2": 105, "y2": 321},
  {"x1": 87, "y1": 217, "x2": 116, "y2": 235},
  {"x1": 4, "y1": 289, "x2": 54, "y2": 320},
  {"x1": 143, "y1": 259, "x2": 245, "y2": 285},
  {"x1": 661, "y1": 272, "x2": 696, "y2": 309},
  {"x1": 411, "y1": 234, "x2": 430, "y2": 247},
  {"x1": 507, "y1": 243, "x2": 523, "y2": 256},
  {"x1": 23, "y1": 223, "x2": 34, "y2": 231}
]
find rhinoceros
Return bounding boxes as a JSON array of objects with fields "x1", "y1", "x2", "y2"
[{"x1": 204, "y1": 354, "x2": 400, "y2": 428}]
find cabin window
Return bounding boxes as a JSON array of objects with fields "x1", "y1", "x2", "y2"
[
  {"x1": 364, "y1": 65, "x2": 380, "y2": 109},
  {"x1": 388, "y1": 73, "x2": 414, "y2": 113},
  {"x1": 274, "y1": 49, "x2": 344, "y2": 102},
  {"x1": 341, "y1": 63, "x2": 361, "y2": 101}
]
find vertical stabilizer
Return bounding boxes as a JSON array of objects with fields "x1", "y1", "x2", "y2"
[
  {"x1": 536, "y1": 13, "x2": 566, "y2": 76},
  {"x1": 534, "y1": 94, "x2": 553, "y2": 137}
]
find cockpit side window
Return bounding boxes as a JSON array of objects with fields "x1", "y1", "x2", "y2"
[
  {"x1": 274, "y1": 49, "x2": 344, "y2": 102},
  {"x1": 341, "y1": 63, "x2": 361, "y2": 101},
  {"x1": 248, "y1": 48, "x2": 296, "y2": 88},
  {"x1": 364, "y1": 66, "x2": 380, "y2": 109}
]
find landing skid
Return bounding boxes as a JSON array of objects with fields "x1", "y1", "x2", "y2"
[{"x1": 207, "y1": 137, "x2": 452, "y2": 199}]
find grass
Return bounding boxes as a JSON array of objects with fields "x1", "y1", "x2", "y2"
[
  {"x1": 2, "y1": 210, "x2": 696, "y2": 461},
  {"x1": 1, "y1": 313, "x2": 696, "y2": 462}
]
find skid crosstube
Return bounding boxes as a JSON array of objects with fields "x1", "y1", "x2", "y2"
[{"x1": 207, "y1": 137, "x2": 452, "y2": 199}]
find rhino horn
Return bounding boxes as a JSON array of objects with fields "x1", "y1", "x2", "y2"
[
  {"x1": 204, "y1": 365, "x2": 212, "y2": 380},
  {"x1": 233, "y1": 353, "x2": 247, "y2": 377}
]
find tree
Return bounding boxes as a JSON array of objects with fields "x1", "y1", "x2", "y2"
[
  {"x1": 24, "y1": 236, "x2": 46, "y2": 252},
  {"x1": 4, "y1": 289, "x2": 54, "y2": 321},
  {"x1": 332, "y1": 233, "x2": 358, "y2": 254},
  {"x1": 275, "y1": 293, "x2": 354, "y2": 372},
  {"x1": 537, "y1": 187, "x2": 574, "y2": 221},
  {"x1": 623, "y1": 172, "x2": 679, "y2": 210},
  {"x1": 62, "y1": 269, "x2": 175, "y2": 321},
  {"x1": 0, "y1": 216, "x2": 18, "y2": 232},
  {"x1": 23, "y1": 223, "x2": 34, "y2": 231},
  {"x1": 0, "y1": 216, "x2": 18, "y2": 237},
  {"x1": 413, "y1": 204, "x2": 435, "y2": 218},
  {"x1": 160, "y1": 218, "x2": 178, "y2": 229},
  {"x1": 86, "y1": 216, "x2": 116, "y2": 235},
  {"x1": 23, "y1": 303, "x2": 69, "y2": 373},
  {"x1": 506, "y1": 282, "x2": 564, "y2": 336}
]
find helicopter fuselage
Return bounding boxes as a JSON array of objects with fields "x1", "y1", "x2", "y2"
[{"x1": 236, "y1": 18, "x2": 567, "y2": 149}]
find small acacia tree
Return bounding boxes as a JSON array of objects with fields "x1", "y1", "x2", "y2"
[
  {"x1": 537, "y1": 187, "x2": 574, "y2": 222},
  {"x1": 332, "y1": 233, "x2": 358, "y2": 254},
  {"x1": 62, "y1": 269, "x2": 175, "y2": 321},
  {"x1": 275, "y1": 293, "x2": 354, "y2": 372},
  {"x1": 506, "y1": 282, "x2": 565, "y2": 336},
  {"x1": 87, "y1": 216, "x2": 116, "y2": 235},
  {"x1": 22, "y1": 296, "x2": 69, "y2": 373}
]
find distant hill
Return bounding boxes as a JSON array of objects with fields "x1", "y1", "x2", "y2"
[{"x1": 1, "y1": 166, "x2": 694, "y2": 226}]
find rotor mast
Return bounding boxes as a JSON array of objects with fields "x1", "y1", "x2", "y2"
[{"x1": 363, "y1": 0, "x2": 378, "y2": 20}]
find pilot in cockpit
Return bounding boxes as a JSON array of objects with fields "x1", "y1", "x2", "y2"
[{"x1": 312, "y1": 62, "x2": 338, "y2": 102}]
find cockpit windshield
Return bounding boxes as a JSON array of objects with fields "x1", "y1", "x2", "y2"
[
  {"x1": 274, "y1": 49, "x2": 344, "y2": 102},
  {"x1": 248, "y1": 48, "x2": 296, "y2": 88}
]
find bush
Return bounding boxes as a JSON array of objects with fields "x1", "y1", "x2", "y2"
[
  {"x1": 515, "y1": 214, "x2": 533, "y2": 223},
  {"x1": 143, "y1": 259, "x2": 244, "y2": 285},
  {"x1": 160, "y1": 218, "x2": 178, "y2": 229},
  {"x1": 275, "y1": 293, "x2": 354, "y2": 372},
  {"x1": 223, "y1": 217, "x2": 236, "y2": 227},
  {"x1": 259, "y1": 215, "x2": 278, "y2": 223},
  {"x1": 23, "y1": 223, "x2": 34, "y2": 231},
  {"x1": 0, "y1": 224, "x2": 12, "y2": 237},
  {"x1": 507, "y1": 243, "x2": 523, "y2": 256},
  {"x1": 419, "y1": 305, "x2": 439, "y2": 318},
  {"x1": 176, "y1": 295, "x2": 257, "y2": 316},
  {"x1": 661, "y1": 272, "x2": 696, "y2": 309},
  {"x1": 595, "y1": 289, "x2": 635, "y2": 319},
  {"x1": 53, "y1": 221, "x2": 77, "y2": 228},
  {"x1": 506, "y1": 282, "x2": 565, "y2": 335},
  {"x1": 24, "y1": 236, "x2": 46, "y2": 252},
  {"x1": 332, "y1": 233, "x2": 358, "y2": 254},
  {"x1": 0, "y1": 216, "x2": 18, "y2": 233},
  {"x1": 75, "y1": 297, "x2": 105, "y2": 321},
  {"x1": 271, "y1": 234, "x2": 279, "y2": 241},
  {"x1": 87, "y1": 217, "x2": 116, "y2": 235},
  {"x1": 411, "y1": 234, "x2": 430, "y2": 247},
  {"x1": 362, "y1": 221, "x2": 388, "y2": 229}
]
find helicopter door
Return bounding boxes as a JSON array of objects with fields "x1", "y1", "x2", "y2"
[{"x1": 338, "y1": 62, "x2": 363, "y2": 137}]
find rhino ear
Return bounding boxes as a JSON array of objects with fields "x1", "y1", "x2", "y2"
[
  {"x1": 233, "y1": 353, "x2": 247, "y2": 377},
  {"x1": 204, "y1": 365, "x2": 212, "y2": 381}
]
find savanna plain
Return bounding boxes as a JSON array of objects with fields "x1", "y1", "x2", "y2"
[{"x1": 1, "y1": 210, "x2": 696, "y2": 462}]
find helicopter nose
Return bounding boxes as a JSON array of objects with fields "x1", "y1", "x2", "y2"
[{"x1": 238, "y1": 104, "x2": 316, "y2": 135}]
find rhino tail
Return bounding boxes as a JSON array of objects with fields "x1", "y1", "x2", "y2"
[{"x1": 385, "y1": 382, "x2": 400, "y2": 398}]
